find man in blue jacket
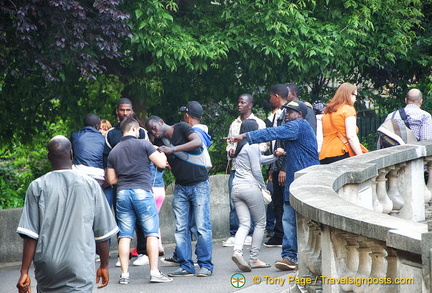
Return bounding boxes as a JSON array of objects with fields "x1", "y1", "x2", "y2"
[
  {"x1": 228, "y1": 101, "x2": 319, "y2": 271},
  {"x1": 71, "y1": 113, "x2": 109, "y2": 201}
]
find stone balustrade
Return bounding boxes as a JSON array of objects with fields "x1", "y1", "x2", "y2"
[{"x1": 290, "y1": 142, "x2": 432, "y2": 293}]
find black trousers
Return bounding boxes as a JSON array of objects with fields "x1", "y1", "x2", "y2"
[
  {"x1": 136, "y1": 224, "x2": 147, "y2": 254},
  {"x1": 271, "y1": 171, "x2": 285, "y2": 240},
  {"x1": 320, "y1": 152, "x2": 350, "y2": 165}
]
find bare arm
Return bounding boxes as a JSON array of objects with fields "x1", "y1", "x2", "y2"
[
  {"x1": 95, "y1": 240, "x2": 110, "y2": 289},
  {"x1": 157, "y1": 132, "x2": 203, "y2": 155},
  {"x1": 105, "y1": 168, "x2": 118, "y2": 186},
  {"x1": 17, "y1": 237, "x2": 37, "y2": 293},
  {"x1": 345, "y1": 116, "x2": 362, "y2": 156},
  {"x1": 149, "y1": 149, "x2": 167, "y2": 169}
]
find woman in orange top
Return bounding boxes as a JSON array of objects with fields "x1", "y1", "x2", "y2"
[{"x1": 319, "y1": 83, "x2": 363, "y2": 164}]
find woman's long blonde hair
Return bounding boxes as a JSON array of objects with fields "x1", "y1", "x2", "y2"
[{"x1": 324, "y1": 83, "x2": 357, "y2": 114}]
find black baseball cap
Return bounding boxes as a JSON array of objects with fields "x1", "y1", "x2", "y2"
[
  {"x1": 283, "y1": 101, "x2": 308, "y2": 118},
  {"x1": 179, "y1": 101, "x2": 203, "y2": 118}
]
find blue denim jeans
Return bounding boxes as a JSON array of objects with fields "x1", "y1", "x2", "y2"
[
  {"x1": 281, "y1": 201, "x2": 298, "y2": 263},
  {"x1": 228, "y1": 171, "x2": 239, "y2": 235},
  {"x1": 116, "y1": 189, "x2": 159, "y2": 239},
  {"x1": 102, "y1": 185, "x2": 114, "y2": 208},
  {"x1": 173, "y1": 180, "x2": 213, "y2": 273}
]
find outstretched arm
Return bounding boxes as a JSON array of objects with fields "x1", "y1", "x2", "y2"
[
  {"x1": 224, "y1": 133, "x2": 246, "y2": 144},
  {"x1": 17, "y1": 237, "x2": 37, "y2": 293}
]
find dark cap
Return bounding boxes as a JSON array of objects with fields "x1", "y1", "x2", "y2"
[
  {"x1": 179, "y1": 101, "x2": 203, "y2": 118},
  {"x1": 283, "y1": 101, "x2": 308, "y2": 118}
]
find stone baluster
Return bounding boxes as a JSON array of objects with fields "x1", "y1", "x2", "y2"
[
  {"x1": 301, "y1": 220, "x2": 316, "y2": 275},
  {"x1": 371, "y1": 175, "x2": 383, "y2": 213},
  {"x1": 368, "y1": 243, "x2": 387, "y2": 292},
  {"x1": 309, "y1": 222, "x2": 322, "y2": 277},
  {"x1": 424, "y1": 158, "x2": 432, "y2": 205},
  {"x1": 352, "y1": 240, "x2": 372, "y2": 293},
  {"x1": 340, "y1": 234, "x2": 360, "y2": 292},
  {"x1": 376, "y1": 168, "x2": 393, "y2": 214},
  {"x1": 386, "y1": 165, "x2": 404, "y2": 215},
  {"x1": 382, "y1": 248, "x2": 398, "y2": 293}
]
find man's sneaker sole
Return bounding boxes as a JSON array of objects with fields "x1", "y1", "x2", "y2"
[
  {"x1": 167, "y1": 269, "x2": 194, "y2": 277},
  {"x1": 160, "y1": 257, "x2": 180, "y2": 266},
  {"x1": 196, "y1": 268, "x2": 212, "y2": 277},
  {"x1": 263, "y1": 243, "x2": 282, "y2": 248},
  {"x1": 275, "y1": 261, "x2": 297, "y2": 271},
  {"x1": 119, "y1": 277, "x2": 130, "y2": 285}
]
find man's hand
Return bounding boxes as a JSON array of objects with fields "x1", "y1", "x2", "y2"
[
  {"x1": 96, "y1": 267, "x2": 109, "y2": 289},
  {"x1": 157, "y1": 146, "x2": 175, "y2": 155},
  {"x1": 223, "y1": 134, "x2": 245, "y2": 144},
  {"x1": 228, "y1": 149, "x2": 235, "y2": 158},
  {"x1": 274, "y1": 148, "x2": 286, "y2": 157},
  {"x1": 278, "y1": 171, "x2": 286, "y2": 186},
  {"x1": 17, "y1": 273, "x2": 31, "y2": 293}
]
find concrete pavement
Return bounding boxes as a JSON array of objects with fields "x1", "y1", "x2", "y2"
[{"x1": 1, "y1": 238, "x2": 296, "y2": 293}]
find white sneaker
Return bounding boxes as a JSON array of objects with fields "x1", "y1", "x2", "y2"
[
  {"x1": 133, "y1": 254, "x2": 149, "y2": 266},
  {"x1": 95, "y1": 254, "x2": 100, "y2": 262},
  {"x1": 223, "y1": 236, "x2": 236, "y2": 247},
  {"x1": 116, "y1": 258, "x2": 130, "y2": 267},
  {"x1": 244, "y1": 236, "x2": 252, "y2": 246}
]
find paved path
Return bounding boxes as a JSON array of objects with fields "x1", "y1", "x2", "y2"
[{"x1": 0, "y1": 238, "x2": 296, "y2": 293}]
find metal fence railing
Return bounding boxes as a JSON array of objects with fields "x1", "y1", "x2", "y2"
[{"x1": 356, "y1": 109, "x2": 387, "y2": 149}]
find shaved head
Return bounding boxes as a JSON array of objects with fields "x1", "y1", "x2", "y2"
[
  {"x1": 47, "y1": 135, "x2": 72, "y2": 170},
  {"x1": 406, "y1": 89, "x2": 423, "y2": 104}
]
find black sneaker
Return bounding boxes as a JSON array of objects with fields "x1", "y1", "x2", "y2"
[
  {"x1": 264, "y1": 237, "x2": 282, "y2": 248},
  {"x1": 160, "y1": 256, "x2": 180, "y2": 266},
  {"x1": 266, "y1": 229, "x2": 274, "y2": 238}
]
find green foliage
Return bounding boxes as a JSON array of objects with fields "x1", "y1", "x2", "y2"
[
  {"x1": 0, "y1": 118, "x2": 67, "y2": 209},
  {"x1": 1, "y1": 0, "x2": 432, "y2": 208}
]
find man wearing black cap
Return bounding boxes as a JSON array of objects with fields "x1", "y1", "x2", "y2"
[
  {"x1": 227, "y1": 100, "x2": 319, "y2": 272},
  {"x1": 160, "y1": 101, "x2": 213, "y2": 266},
  {"x1": 180, "y1": 101, "x2": 212, "y2": 152},
  {"x1": 145, "y1": 115, "x2": 214, "y2": 277}
]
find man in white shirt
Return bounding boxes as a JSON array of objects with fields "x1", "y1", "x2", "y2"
[
  {"x1": 223, "y1": 94, "x2": 268, "y2": 247},
  {"x1": 385, "y1": 88, "x2": 432, "y2": 141}
]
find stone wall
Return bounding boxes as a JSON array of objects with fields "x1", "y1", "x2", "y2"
[{"x1": 0, "y1": 174, "x2": 229, "y2": 265}]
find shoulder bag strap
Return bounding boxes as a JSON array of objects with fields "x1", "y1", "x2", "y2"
[{"x1": 398, "y1": 108, "x2": 411, "y2": 129}]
